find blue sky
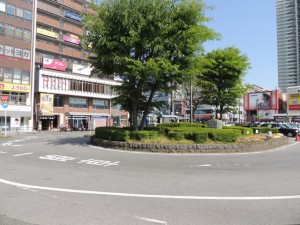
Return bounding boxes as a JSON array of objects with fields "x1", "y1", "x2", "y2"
[{"x1": 203, "y1": 0, "x2": 278, "y2": 90}]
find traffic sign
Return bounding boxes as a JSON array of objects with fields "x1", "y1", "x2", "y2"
[{"x1": 1, "y1": 102, "x2": 8, "y2": 108}]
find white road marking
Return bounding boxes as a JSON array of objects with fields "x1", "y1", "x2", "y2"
[
  {"x1": 0, "y1": 151, "x2": 7, "y2": 153},
  {"x1": 13, "y1": 153, "x2": 33, "y2": 157},
  {"x1": 133, "y1": 215, "x2": 167, "y2": 224},
  {"x1": 0, "y1": 178, "x2": 300, "y2": 200}
]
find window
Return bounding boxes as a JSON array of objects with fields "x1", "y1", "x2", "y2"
[
  {"x1": 0, "y1": 22, "x2": 4, "y2": 35},
  {"x1": 69, "y1": 97, "x2": 87, "y2": 108},
  {"x1": 5, "y1": 24, "x2": 14, "y2": 37},
  {"x1": 6, "y1": 4, "x2": 15, "y2": 16},
  {"x1": 23, "y1": 29, "x2": 31, "y2": 42},
  {"x1": 0, "y1": 67, "x2": 3, "y2": 82},
  {"x1": 15, "y1": 27, "x2": 23, "y2": 39},
  {"x1": 24, "y1": 10, "x2": 32, "y2": 21},
  {"x1": 13, "y1": 69, "x2": 21, "y2": 84},
  {"x1": 53, "y1": 95, "x2": 64, "y2": 107},
  {"x1": 93, "y1": 99, "x2": 109, "y2": 109},
  {"x1": 4, "y1": 68, "x2": 13, "y2": 83},
  {"x1": 16, "y1": 8, "x2": 23, "y2": 18},
  {"x1": 21, "y1": 70, "x2": 30, "y2": 84},
  {"x1": 0, "y1": 1, "x2": 5, "y2": 13}
]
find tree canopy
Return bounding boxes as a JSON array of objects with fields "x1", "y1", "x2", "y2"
[
  {"x1": 83, "y1": 0, "x2": 217, "y2": 130},
  {"x1": 198, "y1": 47, "x2": 251, "y2": 120}
]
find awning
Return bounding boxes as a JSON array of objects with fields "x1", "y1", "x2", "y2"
[{"x1": 65, "y1": 112, "x2": 111, "y2": 117}]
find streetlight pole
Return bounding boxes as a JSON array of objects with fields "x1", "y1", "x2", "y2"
[{"x1": 189, "y1": 80, "x2": 193, "y2": 123}]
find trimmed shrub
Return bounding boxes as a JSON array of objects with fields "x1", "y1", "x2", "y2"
[
  {"x1": 130, "y1": 130, "x2": 159, "y2": 141},
  {"x1": 208, "y1": 129, "x2": 240, "y2": 142},
  {"x1": 252, "y1": 127, "x2": 278, "y2": 134},
  {"x1": 95, "y1": 127, "x2": 130, "y2": 141},
  {"x1": 223, "y1": 126, "x2": 253, "y2": 135}
]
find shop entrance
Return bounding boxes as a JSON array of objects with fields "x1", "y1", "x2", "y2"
[{"x1": 68, "y1": 115, "x2": 88, "y2": 131}]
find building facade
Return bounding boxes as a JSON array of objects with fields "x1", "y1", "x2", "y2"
[
  {"x1": 0, "y1": 0, "x2": 128, "y2": 132},
  {"x1": 276, "y1": 0, "x2": 300, "y2": 92},
  {"x1": 0, "y1": 0, "x2": 35, "y2": 131}
]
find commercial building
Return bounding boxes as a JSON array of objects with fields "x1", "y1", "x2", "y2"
[
  {"x1": 276, "y1": 0, "x2": 300, "y2": 92},
  {"x1": 0, "y1": 0, "x2": 35, "y2": 131},
  {"x1": 34, "y1": 0, "x2": 128, "y2": 130},
  {"x1": 0, "y1": 0, "x2": 128, "y2": 132}
]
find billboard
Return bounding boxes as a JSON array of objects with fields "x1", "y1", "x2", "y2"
[
  {"x1": 287, "y1": 86, "x2": 300, "y2": 110},
  {"x1": 72, "y1": 64, "x2": 92, "y2": 75},
  {"x1": 40, "y1": 93, "x2": 53, "y2": 115},
  {"x1": 248, "y1": 91, "x2": 272, "y2": 110},
  {"x1": 43, "y1": 58, "x2": 66, "y2": 71}
]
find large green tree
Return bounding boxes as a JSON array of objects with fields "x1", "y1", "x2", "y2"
[
  {"x1": 83, "y1": 0, "x2": 217, "y2": 130},
  {"x1": 198, "y1": 47, "x2": 251, "y2": 120}
]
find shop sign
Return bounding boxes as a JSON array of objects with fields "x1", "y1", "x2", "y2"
[
  {"x1": 37, "y1": 28, "x2": 58, "y2": 39},
  {"x1": 64, "y1": 36, "x2": 80, "y2": 45},
  {"x1": 43, "y1": 58, "x2": 66, "y2": 71},
  {"x1": 288, "y1": 93, "x2": 300, "y2": 110},
  {"x1": 72, "y1": 63, "x2": 92, "y2": 75},
  {"x1": 0, "y1": 82, "x2": 30, "y2": 92},
  {"x1": 64, "y1": 11, "x2": 82, "y2": 22},
  {"x1": 40, "y1": 93, "x2": 54, "y2": 114}
]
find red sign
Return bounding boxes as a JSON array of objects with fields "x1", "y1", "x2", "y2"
[
  {"x1": 289, "y1": 105, "x2": 300, "y2": 110},
  {"x1": 43, "y1": 58, "x2": 66, "y2": 71},
  {"x1": 1, "y1": 95, "x2": 8, "y2": 102}
]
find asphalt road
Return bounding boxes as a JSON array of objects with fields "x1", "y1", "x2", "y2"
[{"x1": 0, "y1": 131, "x2": 300, "y2": 225}]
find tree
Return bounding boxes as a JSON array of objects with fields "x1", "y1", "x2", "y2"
[
  {"x1": 198, "y1": 47, "x2": 251, "y2": 120},
  {"x1": 83, "y1": 0, "x2": 217, "y2": 130}
]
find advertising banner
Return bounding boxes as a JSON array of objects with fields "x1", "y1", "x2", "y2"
[
  {"x1": 258, "y1": 109, "x2": 275, "y2": 120},
  {"x1": 37, "y1": 28, "x2": 58, "y2": 39},
  {"x1": 0, "y1": 82, "x2": 30, "y2": 92},
  {"x1": 248, "y1": 91, "x2": 272, "y2": 110},
  {"x1": 64, "y1": 36, "x2": 80, "y2": 45},
  {"x1": 72, "y1": 64, "x2": 92, "y2": 75},
  {"x1": 43, "y1": 58, "x2": 66, "y2": 71},
  {"x1": 288, "y1": 93, "x2": 300, "y2": 110},
  {"x1": 64, "y1": 11, "x2": 82, "y2": 22},
  {"x1": 11, "y1": 118, "x2": 21, "y2": 128},
  {"x1": 40, "y1": 93, "x2": 53, "y2": 114}
]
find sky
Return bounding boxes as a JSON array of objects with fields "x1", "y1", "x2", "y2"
[{"x1": 202, "y1": 0, "x2": 278, "y2": 90}]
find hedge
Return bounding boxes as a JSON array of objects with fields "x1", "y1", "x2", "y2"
[{"x1": 95, "y1": 127, "x2": 130, "y2": 142}]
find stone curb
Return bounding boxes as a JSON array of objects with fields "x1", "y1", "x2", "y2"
[{"x1": 90, "y1": 136, "x2": 290, "y2": 154}]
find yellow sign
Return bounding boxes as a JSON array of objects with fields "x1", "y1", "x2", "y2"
[
  {"x1": 0, "y1": 82, "x2": 30, "y2": 92},
  {"x1": 40, "y1": 93, "x2": 54, "y2": 114},
  {"x1": 288, "y1": 93, "x2": 300, "y2": 110},
  {"x1": 37, "y1": 28, "x2": 58, "y2": 39}
]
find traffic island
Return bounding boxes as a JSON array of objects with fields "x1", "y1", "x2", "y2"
[{"x1": 90, "y1": 136, "x2": 289, "y2": 154}]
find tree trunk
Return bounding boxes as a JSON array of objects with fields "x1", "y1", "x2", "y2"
[
  {"x1": 139, "y1": 90, "x2": 155, "y2": 130},
  {"x1": 130, "y1": 98, "x2": 138, "y2": 131}
]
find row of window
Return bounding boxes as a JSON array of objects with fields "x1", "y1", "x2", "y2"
[
  {"x1": 53, "y1": 96, "x2": 109, "y2": 109},
  {"x1": 0, "y1": 22, "x2": 32, "y2": 42},
  {"x1": 0, "y1": 67, "x2": 30, "y2": 84},
  {"x1": 0, "y1": 1, "x2": 32, "y2": 21},
  {"x1": 0, "y1": 91, "x2": 27, "y2": 105}
]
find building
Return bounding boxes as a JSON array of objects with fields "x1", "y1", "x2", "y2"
[
  {"x1": 34, "y1": 0, "x2": 128, "y2": 130},
  {"x1": 0, "y1": 0, "x2": 128, "y2": 132},
  {"x1": 0, "y1": 0, "x2": 35, "y2": 131},
  {"x1": 276, "y1": 0, "x2": 300, "y2": 92},
  {"x1": 243, "y1": 89, "x2": 286, "y2": 122}
]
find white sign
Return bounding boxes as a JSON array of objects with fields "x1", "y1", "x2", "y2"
[
  {"x1": 11, "y1": 117, "x2": 21, "y2": 127},
  {"x1": 72, "y1": 64, "x2": 92, "y2": 76}
]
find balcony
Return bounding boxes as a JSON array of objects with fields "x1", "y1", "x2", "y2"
[{"x1": 36, "y1": 42, "x2": 60, "y2": 53}]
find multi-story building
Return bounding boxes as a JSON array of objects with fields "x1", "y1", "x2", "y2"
[
  {"x1": 34, "y1": 0, "x2": 128, "y2": 131},
  {"x1": 0, "y1": 0, "x2": 35, "y2": 131},
  {"x1": 276, "y1": 0, "x2": 300, "y2": 92},
  {"x1": 1, "y1": 0, "x2": 128, "y2": 132}
]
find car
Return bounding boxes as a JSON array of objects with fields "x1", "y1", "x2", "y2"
[
  {"x1": 260, "y1": 123, "x2": 298, "y2": 137},
  {"x1": 244, "y1": 122, "x2": 262, "y2": 127}
]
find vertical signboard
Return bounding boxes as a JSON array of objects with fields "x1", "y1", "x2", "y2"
[
  {"x1": 40, "y1": 93, "x2": 54, "y2": 114},
  {"x1": 287, "y1": 86, "x2": 300, "y2": 110}
]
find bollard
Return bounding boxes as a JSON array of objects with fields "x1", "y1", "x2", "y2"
[{"x1": 295, "y1": 131, "x2": 299, "y2": 142}]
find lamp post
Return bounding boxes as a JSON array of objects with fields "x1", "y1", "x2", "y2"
[{"x1": 256, "y1": 99, "x2": 259, "y2": 122}]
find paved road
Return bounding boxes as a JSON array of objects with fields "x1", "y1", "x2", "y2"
[{"x1": 0, "y1": 132, "x2": 300, "y2": 225}]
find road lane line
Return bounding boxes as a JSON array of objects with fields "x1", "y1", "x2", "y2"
[
  {"x1": 13, "y1": 153, "x2": 33, "y2": 157},
  {"x1": 0, "y1": 151, "x2": 7, "y2": 153},
  {"x1": 133, "y1": 215, "x2": 167, "y2": 224},
  {"x1": 0, "y1": 178, "x2": 300, "y2": 200}
]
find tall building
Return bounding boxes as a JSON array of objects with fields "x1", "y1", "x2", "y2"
[
  {"x1": 1, "y1": 0, "x2": 129, "y2": 132},
  {"x1": 0, "y1": 0, "x2": 35, "y2": 131},
  {"x1": 276, "y1": 0, "x2": 300, "y2": 92},
  {"x1": 34, "y1": 0, "x2": 128, "y2": 131}
]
